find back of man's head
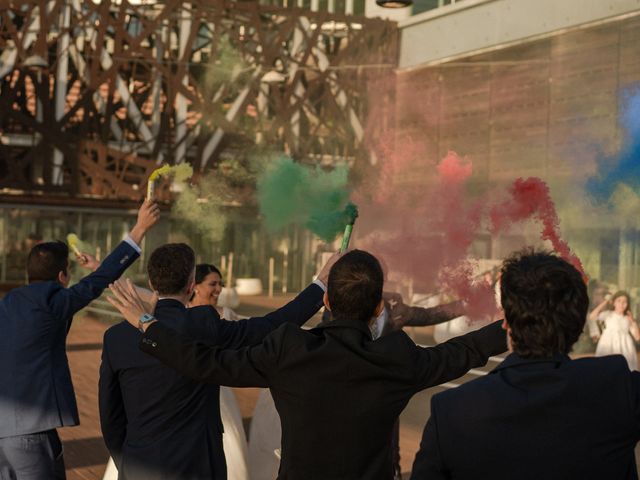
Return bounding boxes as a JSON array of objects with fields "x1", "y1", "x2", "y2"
[
  {"x1": 327, "y1": 250, "x2": 383, "y2": 323},
  {"x1": 500, "y1": 249, "x2": 588, "y2": 358},
  {"x1": 147, "y1": 243, "x2": 195, "y2": 295},
  {"x1": 27, "y1": 241, "x2": 69, "y2": 284}
]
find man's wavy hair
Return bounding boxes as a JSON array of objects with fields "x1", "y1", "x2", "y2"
[
  {"x1": 327, "y1": 250, "x2": 383, "y2": 323},
  {"x1": 147, "y1": 243, "x2": 195, "y2": 295},
  {"x1": 500, "y1": 249, "x2": 588, "y2": 358}
]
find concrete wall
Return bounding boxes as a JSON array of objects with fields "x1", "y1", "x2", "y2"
[{"x1": 399, "y1": 0, "x2": 640, "y2": 68}]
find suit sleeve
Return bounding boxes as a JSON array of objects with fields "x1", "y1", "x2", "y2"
[
  {"x1": 139, "y1": 321, "x2": 282, "y2": 387},
  {"x1": 213, "y1": 283, "x2": 324, "y2": 349},
  {"x1": 410, "y1": 398, "x2": 449, "y2": 480},
  {"x1": 412, "y1": 320, "x2": 506, "y2": 391},
  {"x1": 99, "y1": 334, "x2": 127, "y2": 465},
  {"x1": 399, "y1": 300, "x2": 466, "y2": 328},
  {"x1": 49, "y1": 241, "x2": 139, "y2": 324}
]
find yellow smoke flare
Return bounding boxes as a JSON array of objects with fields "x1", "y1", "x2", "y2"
[
  {"x1": 147, "y1": 164, "x2": 194, "y2": 199},
  {"x1": 66, "y1": 233, "x2": 82, "y2": 256}
]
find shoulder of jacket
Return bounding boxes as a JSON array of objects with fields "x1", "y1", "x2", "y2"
[
  {"x1": 574, "y1": 354, "x2": 628, "y2": 371},
  {"x1": 104, "y1": 320, "x2": 136, "y2": 340},
  {"x1": 187, "y1": 304, "x2": 219, "y2": 318}
]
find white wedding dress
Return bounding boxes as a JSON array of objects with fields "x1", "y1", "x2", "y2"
[
  {"x1": 247, "y1": 389, "x2": 281, "y2": 480},
  {"x1": 595, "y1": 311, "x2": 638, "y2": 371},
  {"x1": 220, "y1": 386, "x2": 251, "y2": 480}
]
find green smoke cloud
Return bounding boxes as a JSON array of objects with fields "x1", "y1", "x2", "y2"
[{"x1": 257, "y1": 157, "x2": 354, "y2": 242}]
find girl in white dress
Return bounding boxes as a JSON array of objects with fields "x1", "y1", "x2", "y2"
[
  {"x1": 190, "y1": 264, "x2": 250, "y2": 480},
  {"x1": 590, "y1": 290, "x2": 640, "y2": 371}
]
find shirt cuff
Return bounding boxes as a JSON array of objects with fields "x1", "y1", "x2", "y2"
[
  {"x1": 312, "y1": 278, "x2": 327, "y2": 292},
  {"x1": 124, "y1": 235, "x2": 142, "y2": 254}
]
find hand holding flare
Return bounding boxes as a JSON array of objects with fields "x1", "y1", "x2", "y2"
[{"x1": 66, "y1": 233, "x2": 99, "y2": 269}]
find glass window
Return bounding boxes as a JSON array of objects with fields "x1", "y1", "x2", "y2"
[
  {"x1": 353, "y1": 0, "x2": 365, "y2": 15},
  {"x1": 412, "y1": 0, "x2": 442, "y2": 15}
]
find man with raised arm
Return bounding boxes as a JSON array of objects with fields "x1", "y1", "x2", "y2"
[{"x1": 0, "y1": 200, "x2": 159, "y2": 480}]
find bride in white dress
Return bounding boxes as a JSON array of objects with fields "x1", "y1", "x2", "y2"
[
  {"x1": 590, "y1": 290, "x2": 640, "y2": 371},
  {"x1": 102, "y1": 264, "x2": 250, "y2": 480}
]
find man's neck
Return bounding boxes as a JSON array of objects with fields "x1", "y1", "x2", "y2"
[{"x1": 158, "y1": 294, "x2": 190, "y2": 305}]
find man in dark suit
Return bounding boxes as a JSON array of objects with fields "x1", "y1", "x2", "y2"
[
  {"x1": 0, "y1": 200, "x2": 159, "y2": 479},
  {"x1": 108, "y1": 249, "x2": 506, "y2": 479},
  {"x1": 410, "y1": 249, "x2": 640, "y2": 480},
  {"x1": 99, "y1": 243, "x2": 335, "y2": 479}
]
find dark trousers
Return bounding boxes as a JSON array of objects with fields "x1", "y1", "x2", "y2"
[{"x1": 0, "y1": 429, "x2": 66, "y2": 480}]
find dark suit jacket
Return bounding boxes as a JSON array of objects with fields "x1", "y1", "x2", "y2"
[
  {"x1": 410, "y1": 353, "x2": 640, "y2": 480},
  {"x1": 139, "y1": 316, "x2": 506, "y2": 479},
  {"x1": 0, "y1": 240, "x2": 138, "y2": 438},
  {"x1": 99, "y1": 284, "x2": 324, "y2": 480}
]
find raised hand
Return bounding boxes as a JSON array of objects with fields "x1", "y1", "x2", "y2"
[
  {"x1": 107, "y1": 278, "x2": 158, "y2": 331},
  {"x1": 316, "y1": 251, "x2": 344, "y2": 285},
  {"x1": 76, "y1": 251, "x2": 100, "y2": 271},
  {"x1": 129, "y1": 199, "x2": 161, "y2": 245}
]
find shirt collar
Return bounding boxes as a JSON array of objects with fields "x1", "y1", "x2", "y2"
[
  {"x1": 156, "y1": 298, "x2": 187, "y2": 310},
  {"x1": 316, "y1": 317, "x2": 374, "y2": 339}
]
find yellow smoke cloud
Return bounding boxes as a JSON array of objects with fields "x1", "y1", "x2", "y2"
[
  {"x1": 149, "y1": 164, "x2": 193, "y2": 182},
  {"x1": 147, "y1": 164, "x2": 194, "y2": 199}
]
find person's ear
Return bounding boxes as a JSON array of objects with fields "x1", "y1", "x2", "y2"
[
  {"x1": 501, "y1": 318, "x2": 514, "y2": 352},
  {"x1": 58, "y1": 270, "x2": 69, "y2": 287},
  {"x1": 374, "y1": 299, "x2": 385, "y2": 317},
  {"x1": 186, "y1": 279, "x2": 196, "y2": 298},
  {"x1": 323, "y1": 292, "x2": 330, "y2": 311}
]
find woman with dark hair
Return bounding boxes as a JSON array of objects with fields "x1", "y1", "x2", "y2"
[
  {"x1": 590, "y1": 290, "x2": 640, "y2": 371},
  {"x1": 189, "y1": 264, "x2": 241, "y2": 320},
  {"x1": 189, "y1": 263, "x2": 249, "y2": 480}
]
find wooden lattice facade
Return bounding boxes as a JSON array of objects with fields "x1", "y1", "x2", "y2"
[{"x1": 0, "y1": 0, "x2": 397, "y2": 200}]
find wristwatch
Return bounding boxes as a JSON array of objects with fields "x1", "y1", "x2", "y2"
[{"x1": 138, "y1": 313, "x2": 156, "y2": 333}]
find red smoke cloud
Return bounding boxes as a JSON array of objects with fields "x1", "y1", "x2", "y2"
[
  {"x1": 356, "y1": 153, "x2": 585, "y2": 320},
  {"x1": 490, "y1": 177, "x2": 586, "y2": 280}
]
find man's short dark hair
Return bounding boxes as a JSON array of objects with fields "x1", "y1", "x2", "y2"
[
  {"x1": 327, "y1": 250, "x2": 383, "y2": 323},
  {"x1": 147, "y1": 243, "x2": 195, "y2": 295},
  {"x1": 27, "y1": 241, "x2": 69, "y2": 283},
  {"x1": 500, "y1": 249, "x2": 588, "y2": 358}
]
